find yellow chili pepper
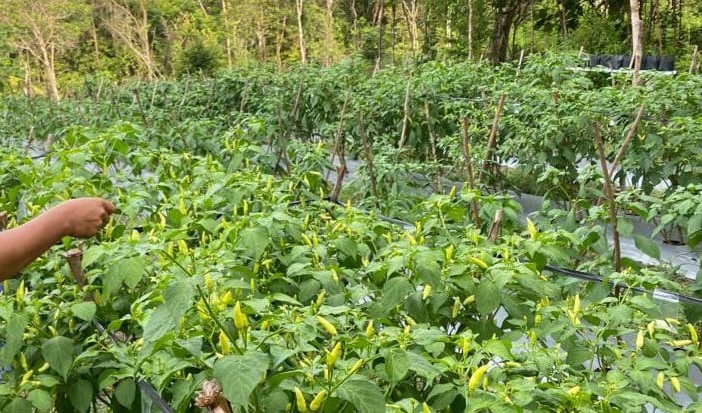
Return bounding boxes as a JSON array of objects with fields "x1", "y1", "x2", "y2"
[
  {"x1": 468, "y1": 364, "x2": 489, "y2": 392},
  {"x1": 294, "y1": 387, "x2": 307, "y2": 412},
  {"x1": 309, "y1": 390, "x2": 327, "y2": 411},
  {"x1": 316, "y1": 316, "x2": 337, "y2": 336},
  {"x1": 234, "y1": 301, "x2": 249, "y2": 330}
]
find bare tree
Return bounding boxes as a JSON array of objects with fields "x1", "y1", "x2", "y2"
[
  {"x1": 97, "y1": 0, "x2": 159, "y2": 80},
  {"x1": 1, "y1": 0, "x2": 89, "y2": 102},
  {"x1": 401, "y1": 0, "x2": 420, "y2": 58},
  {"x1": 324, "y1": 0, "x2": 335, "y2": 67}
]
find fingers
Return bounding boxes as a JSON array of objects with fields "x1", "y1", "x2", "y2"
[{"x1": 102, "y1": 199, "x2": 116, "y2": 214}]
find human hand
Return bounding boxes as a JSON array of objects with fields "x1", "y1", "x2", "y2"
[{"x1": 50, "y1": 198, "x2": 116, "y2": 238}]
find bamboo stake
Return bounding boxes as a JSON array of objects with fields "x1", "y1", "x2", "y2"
[
  {"x1": 609, "y1": 104, "x2": 646, "y2": 177},
  {"x1": 488, "y1": 209, "x2": 503, "y2": 242},
  {"x1": 357, "y1": 112, "x2": 379, "y2": 205},
  {"x1": 275, "y1": 78, "x2": 304, "y2": 174},
  {"x1": 397, "y1": 76, "x2": 412, "y2": 150},
  {"x1": 478, "y1": 93, "x2": 507, "y2": 182},
  {"x1": 327, "y1": 92, "x2": 350, "y2": 184},
  {"x1": 461, "y1": 118, "x2": 480, "y2": 226},
  {"x1": 593, "y1": 123, "x2": 621, "y2": 272},
  {"x1": 423, "y1": 98, "x2": 441, "y2": 192},
  {"x1": 132, "y1": 88, "x2": 149, "y2": 127}
]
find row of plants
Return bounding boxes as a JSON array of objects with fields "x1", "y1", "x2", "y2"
[
  {"x1": 1, "y1": 54, "x2": 701, "y2": 244},
  {"x1": 0, "y1": 122, "x2": 701, "y2": 412}
]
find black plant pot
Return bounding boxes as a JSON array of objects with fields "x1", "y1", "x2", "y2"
[
  {"x1": 643, "y1": 55, "x2": 660, "y2": 70},
  {"x1": 658, "y1": 56, "x2": 675, "y2": 71}
]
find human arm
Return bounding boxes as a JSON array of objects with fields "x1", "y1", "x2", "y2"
[{"x1": 0, "y1": 198, "x2": 115, "y2": 280}]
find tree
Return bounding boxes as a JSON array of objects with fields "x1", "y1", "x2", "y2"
[
  {"x1": 630, "y1": 0, "x2": 642, "y2": 85},
  {"x1": 96, "y1": 0, "x2": 159, "y2": 80},
  {"x1": 0, "y1": 0, "x2": 89, "y2": 102},
  {"x1": 488, "y1": 0, "x2": 529, "y2": 63}
]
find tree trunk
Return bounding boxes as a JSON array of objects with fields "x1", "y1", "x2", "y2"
[
  {"x1": 401, "y1": 0, "x2": 419, "y2": 58},
  {"x1": 630, "y1": 0, "x2": 643, "y2": 86},
  {"x1": 276, "y1": 16, "x2": 287, "y2": 72},
  {"x1": 41, "y1": 45, "x2": 60, "y2": 102},
  {"x1": 375, "y1": 1, "x2": 384, "y2": 71},
  {"x1": 489, "y1": 4, "x2": 516, "y2": 64},
  {"x1": 296, "y1": 0, "x2": 307, "y2": 65},
  {"x1": 256, "y1": 6, "x2": 266, "y2": 60},
  {"x1": 221, "y1": 0, "x2": 232, "y2": 67},
  {"x1": 468, "y1": 0, "x2": 474, "y2": 59},
  {"x1": 559, "y1": 0, "x2": 568, "y2": 40},
  {"x1": 324, "y1": 0, "x2": 334, "y2": 67}
]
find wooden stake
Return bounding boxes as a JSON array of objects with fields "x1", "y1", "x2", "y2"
[
  {"x1": 423, "y1": 98, "x2": 441, "y2": 192},
  {"x1": 327, "y1": 92, "x2": 350, "y2": 181},
  {"x1": 0, "y1": 212, "x2": 7, "y2": 231},
  {"x1": 132, "y1": 88, "x2": 149, "y2": 128},
  {"x1": 358, "y1": 112, "x2": 379, "y2": 204},
  {"x1": 488, "y1": 209, "x2": 503, "y2": 242},
  {"x1": 397, "y1": 76, "x2": 412, "y2": 150},
  {"x1": 275, "y1": 78, "x2": 304, "y2": 174},
  {"x1": 609, "y1": 104, "x2": 645, "y2": 177},
  {"x1": 479, "y1": 93, "x2": 507, "y2": 182},
  {"x1": 593, "y1": 123, "x2": 621, "y2": 272},
  {"x1": 461, "y1": 118, "x2": 480, "y2": 226}
]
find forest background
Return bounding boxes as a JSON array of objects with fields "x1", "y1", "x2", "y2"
[{"x1": 0, "y1": 0, "x2": 700, "y2": 102}]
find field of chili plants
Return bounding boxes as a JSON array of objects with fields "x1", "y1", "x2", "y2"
[{"x1": 1, "y1": 54, "x2": 701, "y2": 412}]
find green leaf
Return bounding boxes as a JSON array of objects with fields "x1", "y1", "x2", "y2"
[
  {"x1": 618, "y1": 219, "x2": 634, "y2": 238},
  {"x1": 688, "y1": 214, "x2": 702, "y2": 248},
  {"x1": 71, "y1": 301, "x2": 96, "y2": 321},
  {"x1": 335, "y1": 377, "x2": 385, "y2": 413},
  {"x1": 214, "y1": 351, "x2": 270, "y2": 407},
  {"x1": 165, "y1": 279, "x2": 194, "y2": 322},
  {"x1": 406, "y1": 351, "x2": 443, "y2": 382},
  {"x1": 1, "y1": 314, "x2": 28, "y2": 366},
  {"x1": 41, "y1": 336, "x2": 74, "y2": 380},
  {"x1": 384, "y1": 348, "x2": 409, "y2": 383},
  {"x1": 143, "y1": 306, "x2": 177, "y2": 344},
  {"x1": 633, "y1": 234, "x2": 660, "y2": 260},
  {"x1": 115, "y1": 378, "x2": 136, "y2": 407},
  {"x1": 104, "y1": 256, "x2": 147, "y2": 294},
  {"x1": 2, "y1": 399, "x2": 32, "y2": 413},
  {"x1": 334, "y1": 237, "x2": 358, "y2": 257},
  {"x1": 69, "y1": 379, "x2": 92, "y2": 413},
  {"x1": 413, "y1": 252, "x2": 442, "y2": 286},
  {"x1": 382, "y1": 277, "x2": 414, "y2": 310},
  {"x1": 476, "y1": 280, "x2": 501, "y2": 316},
  {"x1": 28, "y1": 389, "x2": 52, "y2": 413},
  {"x1": 237, "y1": 227, "x2": 270, "y2": 260}
]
